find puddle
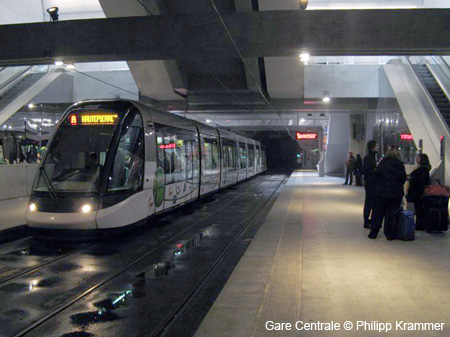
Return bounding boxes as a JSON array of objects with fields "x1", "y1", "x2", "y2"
[
  {"x1": 0, "y1": 277, "x2": 63, "y2": 293},
  {"x1": 70, "y1": 311, "x2": 121, "y2": 327},
  {"x1": 174, "y1": 233, "x2": 204, "y2": 257},
  {"x1": 135, "y1": 262, "x2": 173, "y2": 280},
  {"x1": 71, "y1": 290, "x2": 133, "y2": 328},
  {"x1": 3, "y1": 309, "x2": 30, "y2": 319},
  {"x1": 50, "y1": 262, "x2": 81, "y2": 273},
  {"x1": 93, "y1": 290, "x2": 133, "y2": 310},
  {"x1": 61, "y1": 332, "x2": 95, "y2": 337}
]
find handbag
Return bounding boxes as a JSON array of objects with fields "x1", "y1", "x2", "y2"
[{"x1": 423, "y1": 184, "x2": 450, "y2": 197}]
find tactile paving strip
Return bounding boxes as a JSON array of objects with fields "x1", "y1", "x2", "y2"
[
  {"x1": 251, "y1": 187, "x2": 303, "y2": 337},
  {"x1": 194, "y1": 179, "x2": 304, "y2": 337}
]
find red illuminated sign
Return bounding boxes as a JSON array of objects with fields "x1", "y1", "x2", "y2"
[
  {"x1": 69, "y1": 114, "x2": 77, "y2": 126},
  {"x1": 159, "y1": 143, "x2": 176, "y2": 149},
  {"x1": 296, "y1": 132, "x2": 318, "y2": 140},
  {"x1": 400, "y1": 134, "x2": 414, "y2": 140}
]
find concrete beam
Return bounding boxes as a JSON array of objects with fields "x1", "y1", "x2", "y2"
[{"x1": 2, "y1": 9, "x2": 450, "y2": 65}]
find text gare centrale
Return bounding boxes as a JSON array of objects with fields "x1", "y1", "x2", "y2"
[{"x1": 266, "y1": 321, "x2": 340, "y2": 331}]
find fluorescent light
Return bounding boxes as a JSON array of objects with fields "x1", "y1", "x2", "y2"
[
  {"x1": 300, "y1": 53, "x2": 310, "y2": 64},
  {"x1": 307, "y1": 6, "x2": 418, "y2": 10}
]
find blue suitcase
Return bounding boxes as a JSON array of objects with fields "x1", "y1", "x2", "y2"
[{"x1": 397, "y1": 210, "x2": 415, "y2": 240}]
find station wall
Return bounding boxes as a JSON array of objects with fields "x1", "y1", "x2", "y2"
[
  {"x1": 304, "y1": 65, "x2": 379, "y2": 98},
  {"x1": 0, "y1": 164, "x2": 37, "y2": 200}
]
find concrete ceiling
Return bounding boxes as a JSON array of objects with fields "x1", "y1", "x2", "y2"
[{"x1": 2, "y1": 1, "x2": 450, "y2": 123}]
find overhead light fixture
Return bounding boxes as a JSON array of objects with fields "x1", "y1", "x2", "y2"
[
  {"x1": 28, "y1": 103, "x2": 35, "y2": 109},
  {"x1": 299, "y1": 52, "x2": 310, "y2": 65},
  {"x1": 47, "y1": 7, "x2": 59, "y2": 22},
  {"x1": 300, "y1": 0, "x2": 309, "y2": 10},
  {"x1": 322, "y1": 91, "x2": 330, "y2": 103},
  {"x1": 54, "y1": 60, "x2": 64, "y2": 66}
]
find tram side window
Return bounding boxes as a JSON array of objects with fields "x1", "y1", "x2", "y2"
[
  {"x1": 107, "y1": 112, "x2": 144, "y2": 192},
  {"x1": 222, "y1": 141, "x2": 236, "y2": 170},
  {"x1": 248, "y1": 145, "x2": 255, "y2": 168},
  {"x1": 239, "y1": 144, "x2": 247, "y2": 169},
  {"x1": 203, "y1": 138, "x2": 219, "y2": 173},
  {"x1": 156, "y1": 124, "x2": 196, "y2": 183}
]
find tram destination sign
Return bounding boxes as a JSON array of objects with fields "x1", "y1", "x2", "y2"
[
  {"x1": 296, "y1": 132, "x2": 318, "y2": 140},
  {"x1": 69, "y1": 112, "x2": 119, "y2": 126}
]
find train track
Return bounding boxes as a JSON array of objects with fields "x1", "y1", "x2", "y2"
[{"x1": 4, "y1": 173, "x2": 283, "y2": 337}]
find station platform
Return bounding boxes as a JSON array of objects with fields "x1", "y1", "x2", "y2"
[
  {"x1": 195, "y1": 171, "x2": 450, "y2": 337},
  {"x1": 0, "y1": 197, "x2": 28, "y2": 234}
]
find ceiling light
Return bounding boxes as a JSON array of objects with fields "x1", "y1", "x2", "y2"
[
  {"x1": 28, "y1": 103, "x2": 35, "y2": 109},
  {"x1": 323, "y1": 91, "x2": 330, "y2": 103},
  {"x1": 299, "y1": 53, "x2": 310, "y2": 64},
  {"x1": 47, "y1": 7, "x2": 59, "y2": 22}
]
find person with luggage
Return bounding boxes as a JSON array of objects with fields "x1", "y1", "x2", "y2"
[
  {"x1": 368, "y1": 147, "x2": 407, "y2": 240},
  {"x1": 343, "y1": 152, "x2": 355, "y2": 185},
  {"x1": 354, "y1": 154, "x2": 363, "y2": 186},
  {"x1": 406, "y1": 154, "x2": 431, "y2": 230},
  {"x1": 362, "y1": 140, "x2": 379, "y2": 228}
]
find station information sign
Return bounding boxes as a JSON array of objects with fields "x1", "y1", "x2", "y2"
[
  {"x1": 296, "y1": 132, "x2": 318, "y2": 140},
  {"x1": 68, "y1": 112, "x2": 119, "y2": 126},
  {"x1": 400, "y1": 133, "x2": 414, "y2": 140}
]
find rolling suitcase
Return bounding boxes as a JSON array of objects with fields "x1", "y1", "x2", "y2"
[
  {"x1": 397, "y1": 210, "x2": 415, "y2": 240},
  {"x1": 423, "y1": 196, "x2": 449, "y2": 233}
]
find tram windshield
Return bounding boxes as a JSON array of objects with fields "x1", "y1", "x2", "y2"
[{"x1": 33, "y1": 110, "x2": 121, "y2": 193}]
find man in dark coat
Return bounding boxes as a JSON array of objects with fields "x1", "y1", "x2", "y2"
[
  {"x1": 406, "y1": 154, "x2": 431, "y2": 230},
  {"x1": 344, "y1": 152, "x2": 355, "y2": 185},
  {"x1": 362, "y1": 140, "x2": 379, "y2": 228},
  {"x1": 368, "y1": 147, "x2": 407, "y2": 240}
]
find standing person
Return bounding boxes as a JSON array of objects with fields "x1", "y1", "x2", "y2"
[
  {"x1": 406, "y1": 154, "x2": 431, "y2": 230},
  {"x1": 343, "y1": 152, "x2": 355, "y2": 185},
  {"x1": 368, "y1": 147, "x2": 407, "y2": 240},
  {"x1": 354, "y1": 154, "x2": 363, "y2": 186},
  {"x1": 363, "y1": 140, "x2": 379, "y2": 228}
]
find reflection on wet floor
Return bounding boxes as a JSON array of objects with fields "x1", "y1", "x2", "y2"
[
  {"x1": 0, "y1": 276, "x2": 64, "y2": 293},
  {"x1": 61, "y1": 332, "x2": 95, "y2": 337},
  {"x1": 174, "y1": 233, "x2": 204, "y2": 257},
  {"x1": 70, "y1": 290, "x2": 133, "y2": 328},
  {"x1": 1, "y1": 239, "x2": 79, "y2": 257}
]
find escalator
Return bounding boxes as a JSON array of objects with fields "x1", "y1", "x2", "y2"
[
  {"x1": 411, "y1": 63, "x2": 450, "y2": 126},
  {"x1": 382, "y1": 57, "x2": 450, "y2": 183},
  {"x1": 0, "y1": 65, "x2": 64, "y2": 126}
]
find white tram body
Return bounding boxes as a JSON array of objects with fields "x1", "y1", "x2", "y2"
[{"x1": 26, "y1": 99, "x2": 267, "y2": 231}]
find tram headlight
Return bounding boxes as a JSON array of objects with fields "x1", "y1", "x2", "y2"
[
  {"x1": 29, "y1": 203, "x2": 37, "y2": 212},
  {"x1": 81, "y1": 204, "x2": 92, "y2": 213}
]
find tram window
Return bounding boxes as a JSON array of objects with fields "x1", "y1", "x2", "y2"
[
  {"x1": 239, "y1": 144, "x2": 247, "y2": 169},
  {"x1": 203, "y1": 138, "x2": 219, "y2": 173},
  {"x1": 155, "y1": 124, "x2": 197, "y2": 183},
  {"x1": 107, "y1": 112, "x2": 144, "y2": 192},
  {"x1": 222, "y1": 141, "x2": 236, "y2": 170},
  {"x1": 248, "y1": 145, "x2": 255, "y2": 168}
]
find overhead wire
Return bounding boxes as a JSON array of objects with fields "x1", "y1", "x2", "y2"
[
  {"x1": 133, "y1": 0, "x2": 288, "y2": 134},
  {"x1": 208, "y1": 0, "x2": 291, "y2": 135}
]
